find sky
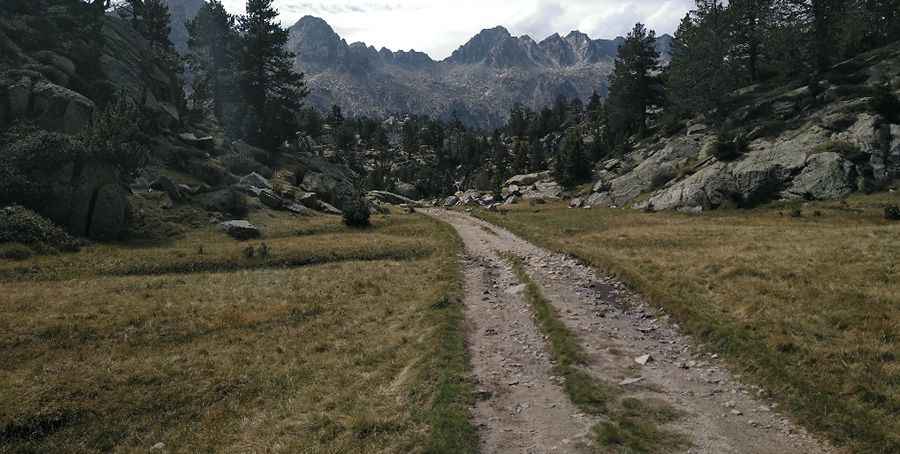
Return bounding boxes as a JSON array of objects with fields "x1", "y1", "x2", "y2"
[{"x1": 220, "y1": 1, "x2": 694, "y2": 60}]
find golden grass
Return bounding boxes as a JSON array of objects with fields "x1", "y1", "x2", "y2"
[
  {"x1": 0, "y1": 211, "x2": 476, "y2": 453},
  {"x1": 477, "y1": 193, "x2": 900, "y2": 454}
]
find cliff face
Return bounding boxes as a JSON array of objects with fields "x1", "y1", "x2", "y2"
[{"x1": 287, "y1": 16, "x2": 672, "y2": 129}]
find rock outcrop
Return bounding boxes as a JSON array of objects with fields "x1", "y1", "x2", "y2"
[{"x1": 578, "y1": 42, "x2": 900, "y2": 212}]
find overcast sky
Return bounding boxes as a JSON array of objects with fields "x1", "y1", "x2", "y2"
[{"x1": 220, "y1": 1, "x2": 693, "y2": 59}]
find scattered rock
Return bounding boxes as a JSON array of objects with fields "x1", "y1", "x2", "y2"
[
  {"x1": 258, "y1": 189, "x2": 283, "y2": 210},
  {"x1": 177, "y1": 132, "x2": 214, "y2": 149},
  {"x1": 619, "y1": 377, "x2": 644, "y2": 386},
  {"x1": 219, "y1": 220, "x2": 261, "y2": 240},
  {"x1": 238, "y1": 172, "x2": 272, "y2": 190},
  {"x1": 150, "y1": 176, "x2": 184, "y2": 202},
  {"x1": 634, "y1": 354, "x2": 653, "y2": 365}
]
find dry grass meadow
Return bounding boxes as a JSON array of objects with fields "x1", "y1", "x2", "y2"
[
  {"x1": 0, "y1": 210, "x2": 476, "y2": 453},
  {"x1": 478, "y1": 192, "x2": 900, "y2": 454}
]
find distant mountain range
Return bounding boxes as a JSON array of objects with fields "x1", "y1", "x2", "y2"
[
  {"x1": 288, "y1": 16, "x2": 672, "y2": 128},
  {"x1": 163, "y1": 2, "x2": 672, "y2": 128}
]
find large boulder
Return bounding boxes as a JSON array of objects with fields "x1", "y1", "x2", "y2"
[
  {"x1": 296, "y1": 153, "x2": 356, "y2": 209},
  {"x1": 219, "y1": 220, "x2": 261, "y2": 240},
  {"x1": 504, "y1": 171, "x2": 553, "y2": 187},
  {"x1": 32, "y1": 161, "x2": 131, "y2": 240},
  {"x1": 783, "y1": 152, "x2": 855, "y2": 200},
  {"x1": 87, "y1": 184, "x2": 129, "y2": 240},
  {"x1": 394, "y1": 181, "x2": 418, "y2": 200},
  {"x1": 522, "y1": 181, "x2": 562, "y2": 200},
  {"x1": 0, "y1": 73, "x2": 94, "y2": 134},
  {"x1": 234, "y1": 172, "x2": 271, "y2": 196},
  {"x1": 258, "y1": 189, "x2": 283, "y2": 209},
  {"x1": 644, "y1": 162, "x2": 733, "y2": 211},
  {"x1": 30, "y1": 80, "x2": 94, "y2": 134},
  {"x1": 178, "y1": 132, "x2": 214, "y2": 149},
  {"x1": 150, "y1": 175, "x2": 185, "y2": 202}
]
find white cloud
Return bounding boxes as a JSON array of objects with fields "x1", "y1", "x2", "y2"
[{"x1": 220, "y1": 0, "x2": 693, "y2": 59}]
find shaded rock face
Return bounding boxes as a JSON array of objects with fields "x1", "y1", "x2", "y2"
[
  {"x1": 288, "y1": 16, "x2": 672, "y2": 129},
  {"x1": 88, "y1": 184, "x2": 129, "y2": 241},
  {"x1": 35, "y1": 161, "x2": 130, "y2": 240},
  {"x1": 296, "y1": 153, "x2": 356, "y2": 208},
  {"x1": 0, "y1": 72, "x2": 95, "y2": 133}
]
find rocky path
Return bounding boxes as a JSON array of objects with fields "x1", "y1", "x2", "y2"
[{"x1": 425, "y1": 209, "x2": 835, "y2": 454}]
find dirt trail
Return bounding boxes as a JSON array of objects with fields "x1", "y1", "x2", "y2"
[{"x1": 425, "y1": 208, "x2": 835, "y2": 454}]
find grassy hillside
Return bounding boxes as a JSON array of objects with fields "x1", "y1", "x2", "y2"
[
  {"x1": 0, "y1": 211, "x2": 476, "y2": 453},
  {"x1": 477, "y1": 193, "x2": 900, "y2": 453}
]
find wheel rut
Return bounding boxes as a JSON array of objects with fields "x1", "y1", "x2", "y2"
[{"x1": 426, "y1": 208, "x2": 836, "y2": 454}]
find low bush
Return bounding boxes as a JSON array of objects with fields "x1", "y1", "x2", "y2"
[
  {"x1": 341, "y1": 193, "x2": 371, "y2": 228},
  {"x1": 712, "y1": 131, "x2": 748, "y2": 161},
  {"x1": 0, "y1": 205, "x2": 81, "y2": 253},
  {"x1": 885, "y1": 205, "x2": 900, "y2": 221},
  {"x1": 0, "y1": 243, "x2": 33, "y2": 260}
]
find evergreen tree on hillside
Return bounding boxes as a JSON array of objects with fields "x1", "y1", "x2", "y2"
[
  {"x1": 728, "y1": 0, "x2": 774, "y2": 81},
  {"x1": 778, "y1": 0, "x2": 846, "y2": 72},
  {"x1": 586, "y1": 91, "x2": 602, "y2": 123},
  {"x1": 126, "y1": 0, "x2": 173, "y2": 51},
  {"x1": 606, "y1": 23, "x2": 663, "y2": 142},
  {"x1": 528, "y1": 139, "x2": 546, "y2": 172},
  {"x1": 186, "y1": 0, "x2": 238, "y2": 121},
  {"x1": 237, "y1": 0, "x2": 308, "y2": 151},
  {"x1": 511, "y1": 139, "x2": 529, "y2": 175},
  {"x1": 667, "y1": 2, "x2": 739, "y2": 118},
  {"x1": 327, "y1": 105, "x2": 344, "y2": 126},
  {"x1": 508, "y1": 104, "x2": 530, "y2": 138},
  {"x1": 553, "y1": 129, "x2": 591, "y2": 188},
  {"x1": 491, "y1": 131, "x2": 510, "y2": 194}
]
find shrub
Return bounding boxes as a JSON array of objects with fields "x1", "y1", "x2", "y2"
[
  {"x1": 341, "y1": 193, "x2": 371, "y2": 228},
  {"x1": 224, "y1": 189, "x2": 249, "y2": 218},
  {"x1": 0, "y1": 243, "x2": 33, "y2": 260},
  {"x1": 0, "y1": 205, "x2": 81, "y2": 252},
  {"x1": 80, "y1": 94, "x2": 151, "y2": 179},
  {"x1": 713, "y1": 131, "x2": 748, "y2": 162},
  {"x1": 885, "y1": 205, "x2": 900, "y2": 221}
]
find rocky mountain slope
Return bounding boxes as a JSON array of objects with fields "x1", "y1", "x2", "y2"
[
  {"x1": 571, "y1": 43, "x2": 900, "y2": 212},
  {"x1": 287, "y1": 16, "x2": 672, "y2": 128}
]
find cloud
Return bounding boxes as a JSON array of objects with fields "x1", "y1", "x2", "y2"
[{"x1": 220, "y1": 0, "x2": 693, "y2": 59}]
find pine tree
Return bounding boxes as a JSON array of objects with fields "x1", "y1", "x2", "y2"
[
  {"x1": 728, "y1": 0, "x2": 774, "y2": 81},
  {"x1": 553, "y1": 129, "x2": 590, "y2": 188},
  {"x1": 586, "y1": 91, "x2": 602, "y2": 123},
  {"x1": 606, "y1": 23, "x2": 663, "y2": 142},
  {"x1": 511, "y1": 139, "x2": 529, "y2": 175},
  {"x1": 127, "y1": 0, "x2": 173, "y2": 52},
  {"x1": 528, "y1": 139, "x2": 546, "y2": 171},
  {"x1": 186, "y1": 0, "x2": 238, "y2": 121},
  {"x1": 237, "y1": 0, "x2": 309, "y2": 151},
  {"x1": 508, "y1": 104, "x2": 530, "y2": 138},
  {"x1": 667, "y1": 2, "x2": 738, "y2": 118}
]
